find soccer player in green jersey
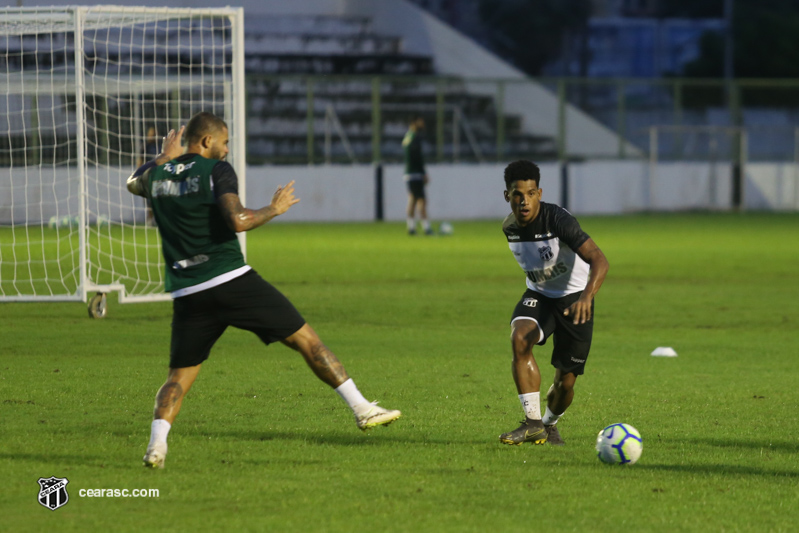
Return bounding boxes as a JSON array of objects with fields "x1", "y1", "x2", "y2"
[
  {"x1": 127, "y1": 112, "x2": 401, "y2": 468},
  {"x1": 402, "y1": 116, "x2": 433, "y2": 235}
]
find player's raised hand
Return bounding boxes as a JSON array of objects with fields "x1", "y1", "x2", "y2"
[
  {"x1": 270, "y1": 180, "x2": 300, "y2": 215},
  {"x1": 159, "y1": 126, "x2": 185, "y2": 161},
  {"x1": 563, "y1": 296, "x2": 592, "y2": 325}
]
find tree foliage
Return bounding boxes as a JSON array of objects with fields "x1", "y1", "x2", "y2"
[
  {"x1": 679, "y1": 0, "x2": 799, "y2": 78},
  {"x1": 478, "y1": 0, "x2": 592, "y2": 76}
]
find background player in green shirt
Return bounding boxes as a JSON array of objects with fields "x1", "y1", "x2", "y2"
[
  {"x1": 402, "y1": 116, "x2": 433, "y2": 235},
  {"x1": 127, "y1": 112, "x2": 401, "y2": 468}
]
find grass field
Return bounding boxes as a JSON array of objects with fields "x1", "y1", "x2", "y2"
[{"x1": 2, "y1": 213, "x2": 798, "y2": 532}]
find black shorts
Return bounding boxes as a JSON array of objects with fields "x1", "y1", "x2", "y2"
[
  {"x1": 406, "y1": 180, "x2": 426, "y2": 200},
  {"x1": 169, "y1": 270, "x2": 306, "y2": 368},
  {"x1": 510, "y1": 289, "x2": 594, "y2": 376}
]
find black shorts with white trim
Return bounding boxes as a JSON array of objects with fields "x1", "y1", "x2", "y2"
[
  {"x1": 169, "y1": 270, "x2": 306, "y2": 368},
  {"x1": 510, "y1": 289, "x2": 594, "y2": 376},
  {"x1": 406, "y1": 179, "x2": 426, "y2": 200}
]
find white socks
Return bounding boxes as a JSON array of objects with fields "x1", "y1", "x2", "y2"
[
  {"x1": 335, "y1": 378, "x2": 371, "y2": 415},
  {"x1": 148, "y1": 419, "x2": 171, "y2": 448},
  {"x1": 542, "y1": 406, "x2": 563, "y2": 426},
  {"x1": 518, "y1": 392, "x2": 541, "y2": 420},
  {"x1": 407, "y1": 219, "x2": 431, "y2": 232}
]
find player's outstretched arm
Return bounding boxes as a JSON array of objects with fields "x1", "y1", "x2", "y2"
[
  {"x1": 218, "y1": 180, "x2": 300, "y2": 233},
  {"x1": 126, "y1": 126, "x2": 185, "y2": 196},
  {"x1": 564, "y1": 238, "x2": 609, "y2": 325}
]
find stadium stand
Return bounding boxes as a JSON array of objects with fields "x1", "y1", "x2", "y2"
[{"x1": 242, "y1": 13, "x2": 556, "y2": 164}]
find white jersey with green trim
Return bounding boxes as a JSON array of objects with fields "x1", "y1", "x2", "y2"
[{"x1": 502, "y1": 202, "x2": 591, "y2": 298}]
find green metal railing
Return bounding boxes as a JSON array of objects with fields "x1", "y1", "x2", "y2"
[
  {"x1": 5, "y1": 75, "x2": 799, "y2": 168},
  {"x1": 243, "y1": 74, "x2": 799, "y2": 165}
]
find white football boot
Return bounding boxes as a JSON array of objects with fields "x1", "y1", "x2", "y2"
[
  {"x1": 142, "y1": 442, "x2": 167, "y2": 469},
  {"x1": 355, "y1": 402, "x2": 401, "y2": 431}
]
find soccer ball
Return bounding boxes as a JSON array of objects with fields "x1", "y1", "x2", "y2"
[
  {"x1": 596, "y1": 423, "x2": 642, "y2": 465},
  {"x1": 439, "y1": 221, "x2": 453, "y2": 235},
  {"x1": 57, "y1": 215, "x2": 79, "y2": 228}
]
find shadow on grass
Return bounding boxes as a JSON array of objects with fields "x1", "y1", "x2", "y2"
[
  {"x1": 638, "y1": 463, "x2": 799, "y2": 479},
  {"x1": 43, "y1": 424, "x2": 496, "y2": 447},
  {"x1": 193, "y1": 428, "x2": 489, "y2": 447},
  {"x1": 0, "y1": 452, "x2": 102, "y2": 465},
  {"x1": 683, "y1": 437, "x2": 799, "y2": 454}
]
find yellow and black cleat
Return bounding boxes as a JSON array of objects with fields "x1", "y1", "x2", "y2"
[{"x1": 499, "y1": 418, "x2": 548, "y2": 445}]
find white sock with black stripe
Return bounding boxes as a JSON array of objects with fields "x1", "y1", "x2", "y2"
[{"x1": 518, "y1": 392, "x2": 541, "y2": 420}]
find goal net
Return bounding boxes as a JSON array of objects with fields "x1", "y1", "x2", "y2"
[
  {"x1": 647, "y1": 125, "x2": 746, "y2": 210},
  {"x1": 0, "y1": 6, "x2": 246, "y2": 306}
]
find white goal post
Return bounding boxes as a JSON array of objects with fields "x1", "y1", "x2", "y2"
[{"x1": 0, "y1": 6, "x2": 246, "y2": 311}]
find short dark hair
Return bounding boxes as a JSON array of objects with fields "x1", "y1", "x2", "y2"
[
  {"x1": 504, "y1": 160, "x2": 540, "y2": 189},
  {"x1": 185, "y1": 112, "x2": 228, "y2": 145}
]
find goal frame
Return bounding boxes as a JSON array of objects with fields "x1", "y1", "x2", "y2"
[
  {"x1": 647, "y1": 124, "x2": 748, "y2": 211},
  {"x1": 0, "y1": 5, "x2": 247, "y2": 305}
]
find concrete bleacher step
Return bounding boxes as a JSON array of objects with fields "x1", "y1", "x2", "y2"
[
  {"x1": 245, "y1": 54, "x2": 433, "y2": 75},
  {"x1": 246, "y1": 129, "x2": 556, "y2": 165},
  {"x1": 245, "y1": 14, "x2": 374, "y2": 37},
  {"x1": 242, "y1": 12, "x2": 557, "y2": 162}
]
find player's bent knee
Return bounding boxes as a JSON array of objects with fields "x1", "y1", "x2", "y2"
[
  {"x1": 510, "y1": 322, "x2": 541, "y2": 350},
  {"x1": 283, "y1": 323, "x2": 323, "y2": 353}
]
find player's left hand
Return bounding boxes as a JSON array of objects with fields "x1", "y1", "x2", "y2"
[
  {"x1": 158, "y1": 126, "x2": 185, "y2": 162},
  {"x1": 270, "y1": 180, "x2": 300, "y2": 215},
  {"x1": 563, "y1": 296, "x2": 592, "y2": 325}
]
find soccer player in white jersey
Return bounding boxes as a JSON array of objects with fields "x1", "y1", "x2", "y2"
[{"x1": 498, "y1": 160, "x2": 609, "y2": 446}]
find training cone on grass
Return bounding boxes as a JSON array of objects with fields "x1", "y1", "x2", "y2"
[{"x1": 650, "y1": 347, "x2": 677, "y2": 357}]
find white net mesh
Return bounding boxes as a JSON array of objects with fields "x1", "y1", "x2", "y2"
[{"x1": 1, "y1": 6, "x2": 244, "y2": 302}]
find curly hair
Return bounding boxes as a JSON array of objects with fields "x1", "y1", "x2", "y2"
[{"x1": 504, "y1": 160, "x2": 540, "y2": 189}]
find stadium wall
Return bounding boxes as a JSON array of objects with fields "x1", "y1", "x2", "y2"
[
  {"x1": 3, "y1": 162, "x2": 797, "y2": 225},
  {"x1": 245, "y1": 162, "x2": 798, "y2": 219}
]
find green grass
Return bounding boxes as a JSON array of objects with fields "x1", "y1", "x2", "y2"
[
  {"x1": 0, "y1": 224, "x2": 164, "y2": 297},
  {"x1": 2, "y1": 213, "x2": 798, "y2": 532}
]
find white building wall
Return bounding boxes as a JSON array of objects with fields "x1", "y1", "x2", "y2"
[{"x1": 2, "y1": 162, "x2": 797, "y2": 226}]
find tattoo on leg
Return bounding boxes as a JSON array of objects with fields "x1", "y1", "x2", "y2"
[
  {"x1": 308, "y1": 343, "x2": 348, "y2": 386},
  {"x1": 154, "y1": 382, "x2": 183, "y2": 418}
]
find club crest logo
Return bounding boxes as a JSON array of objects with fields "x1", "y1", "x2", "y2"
[
  {"x1": 522, "y1": 297, "x2": 538, "y2": 307},
  {"x1": 38, "y1": 476, "x2": 69, "y2": 511},
  {"x1": 538, "y1": 245, "x2": 554, "y2": 261}
]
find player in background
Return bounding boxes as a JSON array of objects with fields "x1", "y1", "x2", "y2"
[
  {"x1": 143, "y1": 126, "x2": 160, "y2": 160},
  {"x1": 498, "y1": 160, "x2": 608, "y2": 446},
  {"x1": 402, "y1": 116, "x2": 433, "y2": 235},
  {"x1": 127, "y1": 112, "x2": 401, "y2": 468}
]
